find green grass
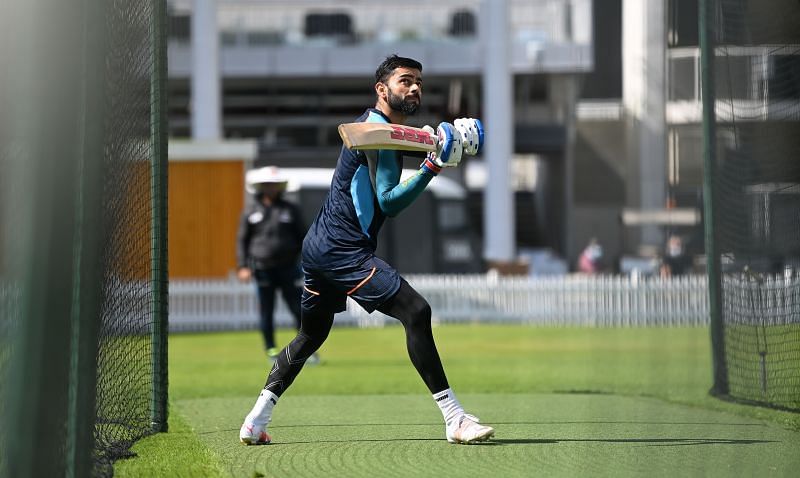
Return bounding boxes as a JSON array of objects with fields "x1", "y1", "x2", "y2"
[
  {"x1": 178, "y1": 393, "x2": 800, "y2": 478},
  {"x1": 113, "y1": 408, "x2": 227, "y2": 478},
  {"x1": 114, "y1": 325, "x2": 800, "y2": 477},
  {"x1": 168, "y1": 326, "x2": 713, "y2": 398}
]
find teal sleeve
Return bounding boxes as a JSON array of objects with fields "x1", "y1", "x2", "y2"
[{"x1": 374, "y1": 150, "x2": 434, "y2": 217}]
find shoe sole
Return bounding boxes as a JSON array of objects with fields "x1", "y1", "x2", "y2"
[
  {"x1": 447, "y1": 429, "x2": 495, "y2": 445},
  {"x1": 240, "y1": 438, "x2": 271, "y2": 446}
]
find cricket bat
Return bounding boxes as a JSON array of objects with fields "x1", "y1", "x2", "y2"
[{"x1": 337, "y1": 123, "x2": 438, "y2": 153}]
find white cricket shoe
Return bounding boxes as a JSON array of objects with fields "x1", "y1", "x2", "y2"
[
  {"x1": 239, "y1": 422, "x2": 272, "y2": 445},
  {"x1": 446, "y1": 413, "x2": 495, "y2": 444}
]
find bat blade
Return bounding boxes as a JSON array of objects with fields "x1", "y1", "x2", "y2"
[{"x1": 338, "y1": 123, "x2": 437, "y2": 152}]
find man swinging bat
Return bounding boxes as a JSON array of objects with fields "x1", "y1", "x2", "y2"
[{"x1": 239, "y1": 54, "x2": 492, "y2": 446}]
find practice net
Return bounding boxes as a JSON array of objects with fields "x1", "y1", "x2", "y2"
[
  {"x1": 707, "y1": 0, "x2": 800, "y2": 411},
  {"x1": 92, "y1": 0, "x2": 168, "y2": 475},
  {"x1": 0, "y1": 0, "x2": 167, "y2": 476}
]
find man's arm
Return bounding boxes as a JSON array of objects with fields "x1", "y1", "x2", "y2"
[
  {"x1": 235, "y1": 211, "x2": 252, "y2": 271},
  {"x1": 369, "y1": 150, "x2": 434, "y2": 217},
  {"x1": 370, "y1": 120, "x2": 469, "y2": 216}
]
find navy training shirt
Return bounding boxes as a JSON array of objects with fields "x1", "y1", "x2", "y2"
[{"x1": 302, "y1": 108, "x2": 435, "y2": 269}]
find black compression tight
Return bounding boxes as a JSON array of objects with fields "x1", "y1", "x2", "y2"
[
  {"x1": 378, "y1": 279, "x2": 449, "y2": 394},
  {"x1": 264, "y1": 307, "x2": 334, "y2": 397},
  {"x1": 264, "y1": 278, "x2": 448, "y2": 397}
]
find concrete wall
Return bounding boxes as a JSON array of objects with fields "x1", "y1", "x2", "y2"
[{"x1": 572, "y1": 119, "x2": 627, "y2": 268}]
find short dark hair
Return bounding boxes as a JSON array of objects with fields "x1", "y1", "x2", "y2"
[{"x1": 375, "y1": 54, "x2": 422, "y2": 83}]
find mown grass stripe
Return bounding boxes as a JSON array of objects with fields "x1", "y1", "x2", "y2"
[
  {"x1": 179, "y1": 393, "x2": 800, "y2": 478},
  {"x1": 115, "y1": 326, "x2": 800, "y2": 477}
]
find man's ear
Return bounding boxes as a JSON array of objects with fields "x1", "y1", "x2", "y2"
[{"x1": 375, "y1": 82, "x2": 386, "y2": 100}]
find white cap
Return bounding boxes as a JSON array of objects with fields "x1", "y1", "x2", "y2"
[{"x1": 245, "y1": 166, "x2": 288, "y2": 194}]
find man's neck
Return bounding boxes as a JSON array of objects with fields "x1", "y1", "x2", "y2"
[{"x1": 375, "y1": 103, "x2": 406, "y2": 125}]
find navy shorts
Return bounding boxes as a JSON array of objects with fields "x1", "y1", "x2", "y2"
[{"x1": 301, "y1": 254, "x2": 402, "y2": 314}]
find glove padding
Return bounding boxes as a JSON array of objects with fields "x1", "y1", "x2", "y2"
[
  {"x1": 420, "y1": 122, "x2": 463, "y2": 175},
  {"x1": 454, "y1": 118, "x2": 484, "y2": 156}
]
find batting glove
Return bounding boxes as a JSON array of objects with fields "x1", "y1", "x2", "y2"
[
  {"x1": 454, "y1": 118, "x2": 484, "y2": 156},
  {"x1": 420, "y1": 122, "x2": 463, "y2": 175}
]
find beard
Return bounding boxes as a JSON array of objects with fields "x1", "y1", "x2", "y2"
[{"x1": 387, "y1": 88, "x2": 419, "y2": 115}]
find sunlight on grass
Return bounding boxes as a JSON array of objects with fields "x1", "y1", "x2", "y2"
[{"x1": 117, "y1": 325, "x2": 800, "y2": 477}]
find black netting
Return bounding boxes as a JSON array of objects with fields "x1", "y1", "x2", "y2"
[
  {"x1": 709, "y1": 0, "x2": 800, "y2": 411},
  {"x1": 1, "y1": 1, "x2": 166, "y2": 476},
  {"x1": 92, "y1": 0, "x2": 167, "y2": 475}
]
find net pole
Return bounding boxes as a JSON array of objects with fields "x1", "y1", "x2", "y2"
[
  {"x1": 150, "y1": 0, "x2": 170, "y2": 434},
  {"x1": 699, "y1": 0, "x2": 728, "y2": 397}
]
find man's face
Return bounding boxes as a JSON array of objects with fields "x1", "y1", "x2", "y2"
[
  {"x1": 668, "y1": 237, "x2": 683, "y2": 257},
  {"x1": 260, "y1": 183, "x2": 284, "y2": 201},
  {"x1": 383, "y1": 67, "x2": 422, "y2": 115}
]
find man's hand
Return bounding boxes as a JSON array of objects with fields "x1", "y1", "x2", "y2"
[
  {"x1": 237, "y1": 267, "x2": 252, "y2": 282},
  {"x1": 453, "y1": 118, "x2": 484, "y2": 156},
  {"x1": 420, "y1": 122, "x2": 463, "y2": 175}
]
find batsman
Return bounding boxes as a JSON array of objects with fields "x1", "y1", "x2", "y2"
[{"x1": 239, "y1": 54, "x2": 493, "y2": 445}]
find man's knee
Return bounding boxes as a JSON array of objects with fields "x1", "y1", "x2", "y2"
[
  {"x1": 298, "y1": 309, "x2": 334, "y2": 346},
  {"x1": 406, "y1": 298, "x2": 432, "y2": 330}
]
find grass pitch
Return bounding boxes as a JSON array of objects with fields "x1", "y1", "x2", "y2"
[{"x1": 114, "y1": 325, "x2": 800, "y2": 477}]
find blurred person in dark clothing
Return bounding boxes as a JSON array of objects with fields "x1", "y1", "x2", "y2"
[
  {"x1": 660, "y1": 234, "x2": 691, "y2": 277},
  {"x1": 237, "y1": 166, "x2": 317, "y2": 364}
]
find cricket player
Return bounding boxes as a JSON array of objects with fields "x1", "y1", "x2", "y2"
[{"x1": 239, "y1": 54, "x2": 494, "y2": 445}]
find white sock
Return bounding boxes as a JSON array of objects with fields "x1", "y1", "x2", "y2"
[
  {"x1": 433, "y1": 388, "x2": 464, "y2": 427},
  {"x1": 245, "y1": 389, "x2": 279, "y2": 426}
]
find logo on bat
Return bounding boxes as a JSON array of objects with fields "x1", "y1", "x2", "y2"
[{"x1": 390, "y1": 126, "x2": 435, "y2": 145}]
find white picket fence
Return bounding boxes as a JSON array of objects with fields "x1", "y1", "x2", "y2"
[
  {"x1": 2, "y1": 273, "x2": 798, "y2": 333},
  {"x1": 168, "y1": 274, "x2": 713, "y2": 332}
]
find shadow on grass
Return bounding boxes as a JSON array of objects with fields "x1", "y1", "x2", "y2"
[
  {"x1": 494, "y1": 438, "x2": 776, "y2": 446},
  {"x1": 248, "y1": 438, "x2": 504, "y2": 446},
  {"x1": 200, "y1": 419, "x2": 766, "y2": 435},
  {"x1": 489, "y1": 420, "x2": 767, "y2": 427},
  {"x1": 203, "y1": 421, "x2": 778, "y2": 448},
  {"x1": 223, "y1": 436, "x2": 777, "y2": 447}
]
